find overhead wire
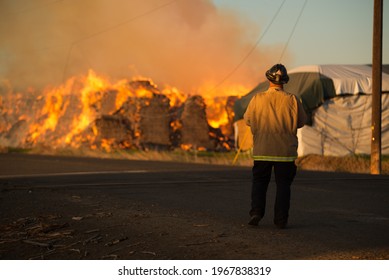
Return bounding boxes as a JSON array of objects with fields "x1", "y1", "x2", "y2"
[
  {"x1": 233, "y1": 0, "x2": 309, "y2": 164},
  {"x1": 58, "y1": 0, "x2": 288, "y2": 122},
  {"x1": 62, "y1": 0, "x2": 179, "y2": 82},
  {"x1": 204, "y1": 0, "x2": 287, "y2": 95},
  {"x1": 0, "y1": 0, "x2": 64, "y2": 19},
  {"x1": 4, "y1": 0, "x2": 301, "y2": 147},
  {"x1": 278, "y1": 0, "x2": 308, "y2": 62},
  {"x1": 1, "y1": 0, "x2": 313, "y2": 158},
  {"x1": 117, "y1": 0, "x2": 289, "y2": 121},
  {"x1": 72, "y1": 0, "x2": 178, "y2": 45}
]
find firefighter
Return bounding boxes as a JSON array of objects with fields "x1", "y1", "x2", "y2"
[{"x1": 244, "y1": 64, "x2": 307, "y2": 229}]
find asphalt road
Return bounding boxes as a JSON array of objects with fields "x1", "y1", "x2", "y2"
[{"x1": 0, "y1": 153, "x2": 388, "y2": 260}]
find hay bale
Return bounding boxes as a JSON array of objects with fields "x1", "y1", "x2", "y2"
[
  {"x1": 2, "y1": 119, "x2": 29, "y2": 147},
  {"x1": 0, "y1": 95, "x2": 46, "y2": 147},
  {"x1": 139, "y1": 94, "x2": 171, "y2": 148},
  {"x1": 101, "y1": 90, "x2": 118, "y2": 115},
  {"x1": 223, "y1": 96, "x2": 238, "y2": 138},
  {"x1": 115, "y1": 94, "x2": 171, "y2": 149},
  {"x1": 180, "y1": 95, "x2": 214, "y2": 150},
  {"x1": 95, "y1": 115, "x2": 133, "y2": 140},
  {"x1": 84, "y1": 115, "x2": 134, "y2": 150},
  {"x1": 234, "y1": 119, "x2": 253, "y2": 151}
]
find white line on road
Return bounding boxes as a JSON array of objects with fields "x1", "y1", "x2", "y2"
[{"x1": 0, "y1": 170, "x2": 148, "y2": 179}]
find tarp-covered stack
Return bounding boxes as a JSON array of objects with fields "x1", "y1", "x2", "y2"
[{"x1": 234, "y1": 65, "x2": 389, "y2": 156}]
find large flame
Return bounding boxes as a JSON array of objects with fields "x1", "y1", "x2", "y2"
[
  {"x1": 27, "y1": 79, "x2": 74, "y2": 144},
  {"x1": 199, "y1": 83, "x2": 249, "y2": 131},
  {"x1": 64, "y1": 70, "x2": 109, "y2": 145},
  {"x1": 1, "y1": 69, "x2": 245, "y2": 151}
]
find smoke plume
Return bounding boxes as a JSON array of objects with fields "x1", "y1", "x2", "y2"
[{"x1": 0, "y1": 0, "x2": 285, "y2": 94}]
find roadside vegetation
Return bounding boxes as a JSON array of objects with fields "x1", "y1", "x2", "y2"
[{"x1": 1, "y1": 145, "x2": 388, "y2": 174}]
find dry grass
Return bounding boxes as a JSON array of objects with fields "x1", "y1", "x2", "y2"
[
  {"x1": 2, "y1": 145, "x2": 389, "y2": 174},
  {"x1": 29, "y1": 146, "x2": 254, "y2": 167},
  {"x1": 296, "y1": 154, "x2": 389, "y2": 174}
]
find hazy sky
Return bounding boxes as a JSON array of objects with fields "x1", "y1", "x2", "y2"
[
  {"x1": 0, "y1": 0, "x2": 388, "y2": 93},
  {"x1": 213, "y1": 0, "x2": 389, "y2": 68}
]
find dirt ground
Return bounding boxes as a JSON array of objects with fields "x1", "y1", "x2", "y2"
[
  {"x1": 1, "y1": 153, "x2": 388, "y2": 260},
  {"x1": 1, "y1": 184, "x2": 387, "y2": 260},
  {"x1": 0, "y1": 186, "x2": 272, "y2": 260}
]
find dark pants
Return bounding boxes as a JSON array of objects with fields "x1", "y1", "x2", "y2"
[{"x1": 250, "y1": 161, "x2": 297, "y2": 225}]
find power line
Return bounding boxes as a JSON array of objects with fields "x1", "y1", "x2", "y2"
[
  {"x1": 278, "y1": 0, "x2": 308, "y2": 62},
  {"x1": 1, "y1": 0, "x2": 64, "y2": 18},
  {"x1": 62, "y1": 0, "x2": 287, "y2": 121},
  {"x1": 73, "y1": 0, "x2": 178, "y2": 45},
  {"x1": 62, "y1": 0, "x2": 179, "y2": 82},
  {"x1": 204, "y1": 0, "x2": 287, "y2": 95}
]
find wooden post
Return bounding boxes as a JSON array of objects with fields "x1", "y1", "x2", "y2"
[{"x1": 371, "y1": 0, "x2": 383, "y2": 175}]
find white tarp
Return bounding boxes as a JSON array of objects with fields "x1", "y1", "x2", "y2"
[
  {"x1": 235, "y1": 64, "x2": 389, "y2": 156},
  {"x1": 294, "y1": 65, "x2": 389, "y2": 156},
  {"x1": 297, "y1": 94, "x2": 389, "y2": 156},
  {"x1": 289, "y1": 64, "x2": 389, "y2": 95}
]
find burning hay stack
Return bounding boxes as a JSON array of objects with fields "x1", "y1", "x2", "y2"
[
  {"x1": 0, "y1": 71, "x2": 237, "y2": 153},
  {"x1": 180, "y1": 95, "x2": 215, "y2": 150}
]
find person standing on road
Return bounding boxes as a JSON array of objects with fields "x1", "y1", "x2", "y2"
[{"x1": 244, "y1": 64, "x2": 307, "y2": 229}]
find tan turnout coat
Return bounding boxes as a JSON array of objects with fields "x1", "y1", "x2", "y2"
[{"x1": 244, "y1": 87, "x2": 307, "y2": 161}]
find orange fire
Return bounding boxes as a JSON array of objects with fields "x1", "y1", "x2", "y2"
[
  {"x1": 2, "y1": 69, "x2": 245, "y2": 151},
  {"x1": 64, "y1": 70, "x2": 109, "y2": 145},
  {"x1": 115, "y1": 76, "x2": 156, "y2": 110},
  {"x1": 27, "y1": 79, "x2": 73, "y2": 144},
  {"x1": 204, "y1": 96, "x2": 229, "y2": 129},
  {"x1": 200, "y1": 83, "x2": 249, "y2": 131},
  {"x1": 162, "y1": 87, "x2": 187, "y2": 108}
]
